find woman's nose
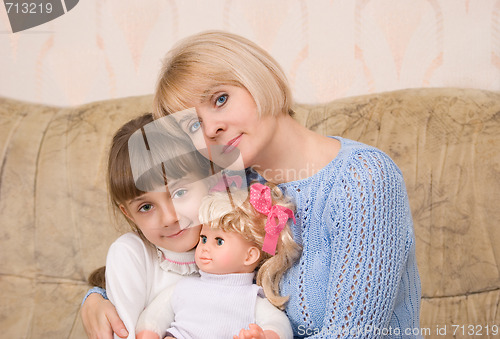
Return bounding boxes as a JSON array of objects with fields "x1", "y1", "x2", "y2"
[{"x1": 200, "y1": 114, "x2": 225, "y2": 139}]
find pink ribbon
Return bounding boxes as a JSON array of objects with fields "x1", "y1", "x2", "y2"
[{"x1": 250, "y1": 183, "x2": 295, "y2": 255}]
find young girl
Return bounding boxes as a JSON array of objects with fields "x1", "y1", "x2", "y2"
[
  {"x1": 100, "y1": 114, "x2": 286, "y2": 339},
  {"x1": 135, "y1": 183, "x2": 301, "y2": 339},
  {"x1": 102, "y1": 113, "x2": 211, "y2": 339}
]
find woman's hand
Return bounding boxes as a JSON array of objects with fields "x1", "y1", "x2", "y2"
[
  {"x1": 233, "y1": 324, "x2": 279, "y2": 339},
  {"x1": 81, "y1": 293, "x2": 128, "y2": 339}
]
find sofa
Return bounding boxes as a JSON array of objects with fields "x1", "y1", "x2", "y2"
[{"x1": 1, "y1": 88, "x2": 499, "y2": 338}]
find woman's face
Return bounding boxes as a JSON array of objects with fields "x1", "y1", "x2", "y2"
[{"x1": 174, "y1": 85, "x2": 277, "y2": 169}]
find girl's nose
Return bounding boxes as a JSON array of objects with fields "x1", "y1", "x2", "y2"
[{"x1": 160, "y1": 191, "x2": 179, "y2": 227}]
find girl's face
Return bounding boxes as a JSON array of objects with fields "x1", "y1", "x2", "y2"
[
  {"x1": 120, "y1": 174, "x2": 209, "y2": 252},
  {"x1": 195, "y1": 224, "x2": 259, "y2": 275},
  {"x1": 176, "y1": 85, "x2": 278, "y2": 169}
]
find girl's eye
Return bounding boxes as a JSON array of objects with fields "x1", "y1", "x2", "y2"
[
  {"x1": 200, "y1": 235, "x2": 207, "y2": 244},
  {"x1": 139, "y1": 204, "x2": 153, "y2": 212},
  {"x1": 189, "y1": 120, "x2": 201, "y2": 133},
  {"x1": 216, "y1": 238, "x2": 224, "y2": 246},
  {"x1": 215, "y1": 94, "x2": 228, "y2": 107},
  {"x1": 172, "y1": 189, "x2": 187, "y2": 199}
]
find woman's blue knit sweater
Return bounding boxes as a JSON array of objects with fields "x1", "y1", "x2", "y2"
[{"x1": 254, "y1": 137, "x2": 421, "y2": 338}]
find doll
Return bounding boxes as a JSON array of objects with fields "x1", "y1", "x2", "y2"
[{"x1": 136, "y1": 183, "x2": 301, "y2": 339}]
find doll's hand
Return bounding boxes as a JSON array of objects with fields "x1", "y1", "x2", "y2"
[
  {"x1": 136, "y1": 330, "x2": 161, "y2": 339},
  {"x1": 233, "y1": 324, "x2": 280, "y2": 339},
  {"x1": 81, "y1": 293, "x2": 128, "y2": 339}
]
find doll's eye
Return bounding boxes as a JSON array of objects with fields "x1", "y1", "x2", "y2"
[
  {"x1": 216, "y1": 237, "x2": 224, "y2": 246},
  {"x1": 200, "y1": 235, "x2": 207, "y2": 244}
]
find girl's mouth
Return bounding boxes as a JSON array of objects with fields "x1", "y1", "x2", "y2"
[{"x1": 166, "y1": 229, "x2": 184, "y2": 238}]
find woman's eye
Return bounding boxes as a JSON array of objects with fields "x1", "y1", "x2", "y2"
[
  {"x1": 200, "y1": 235, "x2": 207, "y2": 244},
  {"x1": 139, "y1": 204, "x2": 153, "y2": 212},
  {"x1": 216, "y1": 238, "x2": 224, "y2": 246},
  {"x1": 215, "y1": 94, "x2": 228, "y2": 107},
  {"x1": 189, "y1": 120, "x2": 201, "y2": 133},
  {"x1": 172, "y1": 189, "x2": 187, "y2": 199}
]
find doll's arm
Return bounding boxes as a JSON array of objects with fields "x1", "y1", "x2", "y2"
[
  {"x1": 135, "y1": 284, "x2": 176, "y2": 339},
  {"x1": 254, "y1": 297, "x2": 293, "y2": 339},
  {"x1": 233, "y1": 323, "x2": 279, "y2": 339}
]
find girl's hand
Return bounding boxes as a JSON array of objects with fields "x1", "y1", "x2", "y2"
[
  {"x1": 81, "y1": 293, "x2": 128, "y2": 339},
  {"x1": 233, "y1": 324, "x2": 280, "y2": 339}
]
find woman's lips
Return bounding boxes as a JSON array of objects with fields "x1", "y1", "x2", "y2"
[{"x1": 222, "y1": 134, "x2": 242, "y2": 154}]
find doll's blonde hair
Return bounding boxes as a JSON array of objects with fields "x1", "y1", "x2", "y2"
[
  {"x1": 199, "y1": 183, "x2": 301, "y2": 309},
  {"x1": 153, "y1": 30, "x2": 293, "y2": 119}
]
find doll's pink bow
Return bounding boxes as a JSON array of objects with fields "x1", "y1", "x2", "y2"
[{"x1": 250, "y1": 183, "x2": 295, "y2": 255}]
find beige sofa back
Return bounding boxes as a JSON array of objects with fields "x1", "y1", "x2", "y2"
[{"x1": 1, "y1": 88, "x2": 499, "y2": 338}]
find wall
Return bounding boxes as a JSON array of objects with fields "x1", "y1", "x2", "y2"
[{"x1": 1, "y1": 0, "x2": 499, "y2": 107}]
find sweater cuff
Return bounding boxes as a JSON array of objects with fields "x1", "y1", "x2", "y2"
[{"x1": 81, "y1": 286, "x2": 108, "y2": 307}]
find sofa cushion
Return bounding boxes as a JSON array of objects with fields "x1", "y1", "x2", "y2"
[{"x1": 1, "y1": 88, "x2": 499, "y2": 337}]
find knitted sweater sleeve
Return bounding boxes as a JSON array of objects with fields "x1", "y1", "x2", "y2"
[{"x1": 309, "y1": 149, "x2": 413, "y2": 338}]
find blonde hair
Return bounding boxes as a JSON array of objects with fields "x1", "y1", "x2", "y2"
[
  {"x1": 154, "y1": 30, "x2": 293, "y2": 119},
  {"x1": 199, "y1": 183, "x2": 301, "y2": 309},
  {"x1": 107, "y1": 113, "x2": 210, "y2": 243}
]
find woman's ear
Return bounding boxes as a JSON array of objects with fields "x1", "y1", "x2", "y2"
[{"x1": 244, "y1": 246, "x2": 261, "y2": 267}]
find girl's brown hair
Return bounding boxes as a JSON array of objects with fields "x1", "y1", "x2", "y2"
[{"x1": 199, "y1": 183, "x2": 301, "y2": 309}]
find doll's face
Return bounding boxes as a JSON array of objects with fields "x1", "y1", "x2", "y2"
[{"x1": 195, "y1": 223, "x2": 260, "y2": 275}]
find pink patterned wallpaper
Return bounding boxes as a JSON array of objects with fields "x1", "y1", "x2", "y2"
[{"x1": 1, "y1": 0, "x2": 499, "y2": 106}]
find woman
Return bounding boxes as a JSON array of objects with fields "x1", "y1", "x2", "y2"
[{"x1": 82, "y1": 31, "x2": 421, "y2": 338}]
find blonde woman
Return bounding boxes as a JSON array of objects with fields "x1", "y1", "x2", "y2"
[{"x1": 82, "y1": 31, "x2": 421, "y2": 338}]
